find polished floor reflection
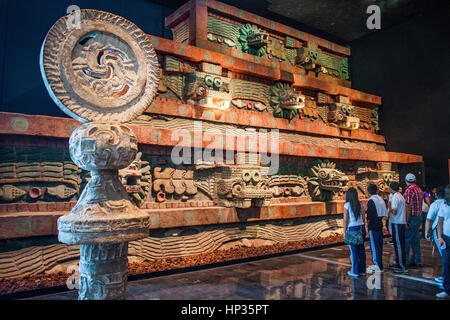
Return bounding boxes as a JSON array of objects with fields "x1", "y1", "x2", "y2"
[{"x1": 30, "y1": 239, "x2": 443, "y2": 300}]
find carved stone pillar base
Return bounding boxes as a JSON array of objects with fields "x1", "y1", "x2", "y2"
[
  {"x1": 56, "y1": 122, "x2": 149, "y2": 300},
  {"x1": 57, "y1": 168, "x2": 150, "y2": 244},
  {"x1": 78, "y1": 242, "x2": 128, "y2": 300}
]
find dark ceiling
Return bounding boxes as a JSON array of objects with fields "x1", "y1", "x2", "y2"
[
  {"x1": 267, "y1": 0, "x2": 444, "y2": 42},
  {"x1": 159, "y1": 0, "x2": 447, "y2": 44}
]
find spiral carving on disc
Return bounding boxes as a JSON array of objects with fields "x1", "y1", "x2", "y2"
[{"x1": 40, "y1": 9, "x2": 159, "y2": 123}]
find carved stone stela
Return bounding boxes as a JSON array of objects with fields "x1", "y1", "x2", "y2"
[
  {"x1": 40, "y1": 10, "x2": 159, "y2": 123},
  {"x1": 40, "y1": 9, "x2": 159, "y2": 299}
]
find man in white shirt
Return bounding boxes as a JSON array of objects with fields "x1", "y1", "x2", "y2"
[
  {"x1": 388, "y1": 182, "x2": 408, "y2": 273},
  {"x1": 436, "y1": 185, "x2": 450, "y2": 299},
  {"x1": 425, "y1": 186, "x2": 446, "y2": 284}
]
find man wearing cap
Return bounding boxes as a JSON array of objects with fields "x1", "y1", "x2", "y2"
[{"x1": 404, "y1": 173, "x2": 423, "y2": 267}]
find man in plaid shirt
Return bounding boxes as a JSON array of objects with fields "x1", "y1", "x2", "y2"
[{"x1": 404, "y1": 173, "x2": 423, "y2": 267}]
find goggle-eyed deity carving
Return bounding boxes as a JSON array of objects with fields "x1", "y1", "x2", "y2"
[
  {"x1": 269, "y1": 175, "x2": 309, "y2": 198},
  {"x1": 356, "y1": 162, "x2": 399, "y2": 200},
  {"x1": 195, "y1": 163, "x2": 271, "y2": 208},
  {"x1": 328, "y1": 102, "x2": 360, "y2": 130},
  {"x1": 185, "y1": 71, "x2": 231, "y2": 110}
]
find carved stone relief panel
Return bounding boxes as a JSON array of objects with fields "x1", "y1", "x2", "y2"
[
  {"x1": 195, "y1": 163, "x2": 271, "y2": 208},
  {"x1": 355, "y1": 161, "x2": 399, "y2": 199},
  {"x1": 306, "y1": 160, "x2": 349, "y2": 202}
]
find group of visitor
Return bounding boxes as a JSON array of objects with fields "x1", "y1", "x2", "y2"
[{"x1": 343, "y1": 173, "x2": 450, "y2": 299}]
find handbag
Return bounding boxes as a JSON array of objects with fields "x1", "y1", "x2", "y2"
[{"x1": 345, "y1": 226, "x2": 364, "y2": 246}]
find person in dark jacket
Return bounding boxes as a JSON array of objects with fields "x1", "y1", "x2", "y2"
[{"x1": 366, "y1": 184, "x2": 384, "y2": 271}]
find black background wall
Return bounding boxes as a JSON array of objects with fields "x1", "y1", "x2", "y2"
[
  {"x1": 350, "y1": 2, "x2": 450, "y2": 187},
  {"x1": 0, "y1": 0, "x2": 448, "y2": 186}
]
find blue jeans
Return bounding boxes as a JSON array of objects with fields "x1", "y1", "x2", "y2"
[
  {"x1": 433, "y1": 228, "x2": 444, "y2": 259},
  {"x1": 348, "y1": 225, "x2": 366, "y2": 274},
  {"x1": 442, "y1": 235, "x2": 450, "y2": 294},
  {"x1": 391, "y1": 223, "x2": 407, "y2": 269},
  {"x1": 369, "y1": 230, "x2": 383, "y2": 270},
  {"x1": 405, "y1": 215, "x2": 422, "y2": 265}
]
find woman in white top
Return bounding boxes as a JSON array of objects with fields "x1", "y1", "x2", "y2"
[
  {"x1": 343, "y1": 187, "x2": 366, "y2": 278},
  {"x1": 436, "y1": 185, "x2": 450, "y2": 299}
]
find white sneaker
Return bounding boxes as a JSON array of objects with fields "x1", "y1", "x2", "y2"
[{"x1": 436, "y1": 291, "x2": 449, "y2": 299}]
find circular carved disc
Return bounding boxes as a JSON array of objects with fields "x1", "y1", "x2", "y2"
[{"x1": 40, "y1": 9, "x2": 159, "y2": 123}]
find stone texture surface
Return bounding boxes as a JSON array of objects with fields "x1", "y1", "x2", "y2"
[
  {"x1": 0, "y1": 200, "x2": 346, "y2": 240},
  {"x1": 1, "y1": 112, "x2": 425, "y2": 163},
  {"x1": 0, "y1": 215, "x2": 344, "y2": 279},
  {"x1": 0, "y1": 233, "x2": 345, "y2": 296},
  {"x1": 78, "y1": 242, "x2": 128, "y2": 300}
]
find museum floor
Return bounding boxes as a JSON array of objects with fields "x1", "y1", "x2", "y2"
[{"x1": 28, "y1": 239, "x2": 443, "y2": 300}]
